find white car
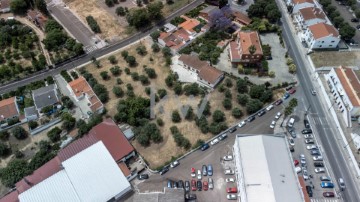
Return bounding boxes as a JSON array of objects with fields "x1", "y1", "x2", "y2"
[
  {"x1": 275, "y1": 112, "x2": 282, "y2": 119},
  {"x1": 295, "y1": 166, "x2": 302, "y2": 173},
  {"x1": 197, "y1": 170, "x2": 202, "y2": 180},
  {"x1": 313, "y1": 155, "x2": 323, "y2": 161},
  {"x1": 304, "y1": 134, "x2": 313, "y2": 139},
  {"x1": 315, "y1": 168, "x2": 325, "y2": 173},
  {"x1": 227, "y1": 194, "x2": 237, "y2": 200},
  {"x1": 170, "y1": 160, "x2": 179, "y2": 168},
  {"x1": 288, "y1": 138, "x2": 295, "y2": 146},
  {"x1": 224, "y1": 169, "x2": 235, "y2": 175},
  {"x1": 238, "y1": 121, "x2": 246, "y2": 128},
  {"x1": 270, "y1": 121, "x2": 276, "y2": 129},
  {"x1": 225, "y1": 178, "x2": 235, "y2": 183},
  {"x1": 266, "y1": 104, "x2": 274, "y2": 111},
  {"x1": 210, "y1": 138, "x2": 219, "y2": 145},
  {"x1": 307, "y1": 145, "x2": 318, "y2": 150},
  {"x1": 223, "y1": 155, "x2": 233, "y2": 161},
  {"x1": 303, "y1": 169, "x2": 309, "y2": 180}
]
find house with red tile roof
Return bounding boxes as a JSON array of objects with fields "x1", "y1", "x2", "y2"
[
  {"x1": 0, "y1": 97, "x2": 20, "y2": 121},
  {"x1": 295, "y1": 7, "x2": 328, "y2": 28},
  {"x1": 158, "y1": 28, "x2": 192, "y2": 52},
  {"x1": 0, "y1": 0, "x2": 10, "y2": 13},
  {"x1": 178, "y1": 54, "x2": 224, "y2": 88},
  {"x1": 27, "y1": 10, "x2": 48, "y2": 31},
  {"x1": 229, "y1": 31, "x2": 263, "y2": 64},
  {"x1": 178, "y1": 15, "x2": 200, "y2": 36},
  {"x1": 326, "y1": 66, "x2": 360, "y2": 127},
  {"x1": 287, "y1": 0, "x2": 319, "y2": 13},
  {"x1": 199, "y1": 5, "x2": 219, "y2": 22},
  {"x1": 67, "y1": 76, "x2": 104, "y2": 114},
  {"x1": 232, "y1": 11, "x2": 252, "y2": 26},
  {"x1": 303, "y1": 22, "x2": 340, "y2": 49}
]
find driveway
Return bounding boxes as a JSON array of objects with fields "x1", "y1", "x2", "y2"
[
  {"x1": 171, "y1": 56, "x2": 198, "y2": 84},
  {"x1": 46, "y1": 0, "x2": 105, "y2": 53}
]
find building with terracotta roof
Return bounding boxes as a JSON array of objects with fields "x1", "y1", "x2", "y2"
[
  {"x1": 67, "y1": 76, "x2": 104, "y2": 114},
  {"x1": 199, "y1": 5, "x2": 219, "y2": 22},
  {"x1": 178, "y1": 54, "x2": 224, "y2": 88},
  {"x1": 0, "y1": 97, "x2": 20, "y2": 121},
  {"x1": 326, "y1": 66, "x2": 360, "y2": 127},
  {"x1": 303, "y1": 22, "x2": 340, "y2": 49},
  {"x1": 27, "y1": 10, "x2": 48, "y2": 31},
  {"x1": 178, "y1": 15, "x2": 200, "y2": 36},
  {"x1": 229, "y1": 31, "x2": 263, "y2": 64},
  {"x1": 287, "y1": 0, "x2": 319, "y2": 13},
  {"x1": 232, "y1": 11, "x2": 252, "y2": 26},
  {"x1": 0, "y1": 0, "x2": 10, "y2": 13},
  {"x1": 295, "y1": 7, "x2": 328, "y2": 28}
]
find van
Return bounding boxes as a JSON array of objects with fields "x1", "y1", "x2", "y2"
[{"x1": 288, "y1": 118, "x2": 295, "y2": 128}]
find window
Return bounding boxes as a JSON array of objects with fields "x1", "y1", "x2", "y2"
[
  {"x1": 331, "y1": 41, "x2": 335, "y2": 43},
  {"x1": 322, "y1": 41, "x2": 324, "y2": 43},
  {"x1": 319, "y1": 45, "x2": 322, "y2": 47},
  {"x1": 329, "y1": 45, "x2": 333, "y2": 47}
]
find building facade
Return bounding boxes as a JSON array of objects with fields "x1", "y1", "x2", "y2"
[
  {"x1": 287, "y1": 0, "x2": 317, "y2": 13},
  {"x1": 303, "y1": 22, "x2": 340, "y2": 49},
  {"x1": 229, "y1": 31, "x2": 263, "y2": 64},
  {"x1": 295, "y1": 7, "x2": 328, "y2": 29}
]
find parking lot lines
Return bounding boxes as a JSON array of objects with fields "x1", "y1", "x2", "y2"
[
  {"x1": 84, "y1": 45, "x2": 98, "y2": 53},
  {"x1": 311, "y1": 199, "x2": 340, "y2": 202}
]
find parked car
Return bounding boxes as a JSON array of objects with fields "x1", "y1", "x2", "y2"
[
  {"x1": 185, "y1": 180, "x2": 190, "y2": 192},
  {"x1": 173, "y1": 181, "x2": 178, "y2": 188},
  {"x1": 208, "y1": 178, "x2": 214, "y2": 189},
  {"x1": 315, "y1": 168, "x2": 326, "y2": 173},
  {"x1": 227, "y1": 194, "x2": 237, "y2": 200},
  {"x1": 207, "y1": 164, "x2": 213, "y2": 176},
  {"x1": 295, "y1": 167, "x2": 302, "y2": 173},
  {"x1": 210, "y1": 138, "x2": 219, "y2": 146},
  {"x1": 339, "y1": 178, "x2": 346, "y2": 191},
  {"x1": 321, "y1": 182, "x2": 334, "y2": 188},
  {"x1": 201, "y1": 143, "x2": 209, "y2": 151},
  {"x1": 191, "y1": 167, "x2": 196, "y2": 178},
  {"x1": 351, "y1": 18, "x2": 359, "y2": 22},
  {"x1": 311, "y1": 89, "x2": 316, "y2": 95},
  {"x1": 197, "y1": 170, "x2": 202, "y2": 180},
  {"x1": 304, "y1": 134, "x2": 313, "y2": 139},
  {"x1": 320, "y1": 176, "x2": 331, "y2": 181},
  {"x1": 305, "y1": 139, "x2": 314, "y2": 144},
  {"x1": 238, "y1": 121, "x2": 246, "y2": 128},
  {"x1": 226, "y1": 178, "x2": 235, "y2": 183},
  {"x1": 303, "y1": 169, "x2": 309, "y2": 180},
  {"x1": 266, "y1": 104, "x2": 274, "y2": 111},
  {"x1": 226, "y1": 187, "x2": 237, "y2": 193},
  {"x1": 289, "y1": 89, "x2": 296, "y2": 94},
  {"x1": 137, "y1": 174, "x2": 149, "y2": 180},
  {"x1": 304, "y1": 119, "x2": 310, "y2": 128},
  {"x1": 178, "y1": 180, "x2": 184, "y2": 189},
  {"x1": 313, "y1": 155, "x2": 323, "y2": 161},
  {"x1": 170, "y1": 160, "x2": 180, "y2": 168},
  {"x1": 288, "y1": 138, "x2": 295, "y2": 146},
  {"x1": 314, "y1": 162, "x2": 324, "y2": 167},
  {"x1": 258, "y1": 110, "x2": 266, "y2": 117},
  {"x1": 302, "y1": 129, "x2": 312, "y2": 134},
  {"x1": 223, "y1": 155, "x2": 233, "y2": 161},
  {"x1": 307, "y1": 145, "x2": 318, "y2": 150},
  {"x1": 270, "y1": 121, "x2": 276, "y2": 129},
  {"x1": 247, "y1": 116, "x2": 256, "y2": 122},
  {"x1": 191, "y1": 179, "x2": 197, "y2": 191},
  {"x1": 225, "y1": 169, "x2": 235, "y2": 175},
  {"x1": 283, "y1": 92, "x2": 290, "y2": 99},
  {"x1": 275, "y1": 99, "x2": 283, "y2": 105},
  {"x1": 197, "y1": 180, "x2": 202, "y2": 191},
  {"x1": 228, "y1": 127, "x2": 236, "y2": 133},
  {"x1": 202, "y1": 165, "x2": 207, "y2": 176},
  {"x1": 167, "y1": 180, "x2": 173, "y2": 188},
  {"x1": 323, "y1": 192, "x2": 335, "y2": 197},
  {"x1": 203, "y1": 181, "x2": 208, "y2": 191},
  {"x1": 160, "y1": 167, "x2": 169, "y2": 175},
  {"x1": 294, "y1": 159, "x2": 299, "y2": 166},
  {"x1": 185, "y1": 193, "x2": 197, "y2": 200},
  {"x1": 275, "y1": 112, "x2": 282, "y2": 120},
  {"x1": 311, "y1": 150, "x2": 321, "y2": 156},
  {"x1": 306, "y1": 186, "x2": 313, "y2": 197},
  {"x1": 289, "y1": 128, "x2": 296, "y2": 138},
  {"x1": 285, "y1": 86, "x2": 293, "y2": 91},
  {"x1": 219, "y1": 133, "x2": 228, "y2": 140}
]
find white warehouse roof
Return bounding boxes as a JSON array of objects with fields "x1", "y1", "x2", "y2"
[
  {"x1": 19, "y1": 141, "x2": 131, "y2": 202},
  {"x1": 233, "y1": 135, "x2": 304, "y2": 202}
]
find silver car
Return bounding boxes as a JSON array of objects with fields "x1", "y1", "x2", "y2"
[{"x1": 208, "y1": 178, "x2": 214, "y2": 189}]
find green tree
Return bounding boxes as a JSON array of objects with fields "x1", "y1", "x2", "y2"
[
  {"x1": 246, "y1": 99, "x2": 263, "y2": 114},
  {"x1": 12, "y1": 126, "x2": 28, "y2": 140},
  {"x1": 340, "y1": 23, "x2": 356, "y2": 40},
  {"x1": 173, "y1": 82, "x2": 183, "y2": 95},
  {"x1": 222, "y1": 98, "x2": 232, "y2": 110},
  {"x1": 212, "y1": 110, "x2": 225, "y2": 123},
  {"x1": 116, "y1": 6, "x2": 126, "y2": 16},
  {"x1": 172, "y1": 110, "x2": 181, "y2": 122},
  {"x1": 100, "y1": 71, "x2": 109, "y2": 80},
  {"x1": 289, "y1": 63, "x2": 296, "y2": 74},
  {"x1": 289, "y1": 98, "x2": 298, "y2": 108},
  {"x1": 10, "y1": 0, "x2": 29, "y2": 14},
  {"x1": 110, "y1": 66, "x2": 121, "y2": 76},
  {"x1": 28, "y1": 120, "x2": 38, "y2": 130},
  {"x1": 61, "y1": 112, "x2": 76, "y2": 131},
  {"x1": 185, "y1": 106, "x2": 194, "y2": 120},
  {"x1": 144, "y1": 67, "x2": 157, "y2": 78},
  {"x1": 35, "y1": 0, "x2": 48, "y2": 14},
  {"x1": 113, "y1": 86, "x2": 124, "y2": 97},
  {"x1": 150, "y1": 30, "x2": 160, "y2": 41},
  {"x1": 225, "y1": 78, "x2": 233, "y2": 87},
  {"x1": 232, "y1": 107, "x2": 243, "y2": 118},
  {"x1": 162, "y1": 47, "x2": 172, "y2": 57},
  {"x1": 61, "y1": 96, "x2": 74, "y2": 109},
  {"x1": 237, "y1": 94, "x2": 249, "y2": 105},
  {"x1": 105, "y1": 0, "x2": 114, "y2": 7},
  {"x1": 45, "y1": 19, "x2": 62, "y2": 33},
  {"x1": 0, "y1": 142, "x2": 10, "y2": 157},
  {"x1": 151, "y1": 43, "x2": 160, "y2": 52},
  {"x1": 0, "y1": 159, "x2": 30, "y2": 187},
  {"x1": 0, "y1": 131, "x2": 10, "y2": 141},
  {"x1": 108, "y1": 55, "x2": 117, "y2": 64},
  {"x1": 47, "y1": 127, "x2": 62, "y2": 142},
  {"x1": 156, "y1": 118, "x2": 164, "y2": 126},
  {"x1": 126, "y1": 8, "x2": 150, "y2": 29},
  {"x1": 86, "y1": 15, "x2": 101, "y2": 33},
  {"x1": 136, "y1": 45, "x2": 147, "y2": 56},
  {"x1": 248, "y1": 45, "x2": 256, "y2": 55},
  {"x1": 147, "y1": 1, "x2": 164, "y2": 21},
  {"x1": 126, "y1": 55, "x2": 137, "y2": 66},
  {"x1": 249, "y1": 84, "x2": 266, "y2": 99},
  {"x1": 284, "y1": 105, "x2": 293, "y2": 116},
  {"x1": 236, "y1": 78, "x2": 248, "y2": 93},
  {"x1": 43, "y1": 30, "x2": 68, "y2": 50}
]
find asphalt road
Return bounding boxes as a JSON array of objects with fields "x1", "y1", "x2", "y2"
[
  {"x1": 278, "y1": 0, "x2": 360, "y2": 200},
  {"x1": 0, "y1": 0, "x2": 205, "y2": 95}
]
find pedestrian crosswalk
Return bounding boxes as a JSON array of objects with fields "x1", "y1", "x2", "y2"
[
  {"x1": 311, "y1": 199, "x2": 340, "y2": 202},
  {"x1": 84, "y1": 45, "x2": 98, "y2": 53}
]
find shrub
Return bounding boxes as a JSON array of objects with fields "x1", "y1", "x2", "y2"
[
  {"x1": 156, "y1": 118, "x2": 164, "y2": 126},
  {"x1": 47, "y1": 127, "x2": 62, "y2": 142},
  {"x1": 86, "y1": 15, "x2": 101, "y2": 33},
  {"x1": 172, "y1": 110, "x2": 181, "y2": 122},
  {"x1": 212, "y1": 110, "x2": 225, "y2": 123},
  {"x1": 108, "y1": 55, "x2": 117, "y2": 64},
  {"x1": 225, "y1": 78, "x2": 233, "y2": 88},
  {"x1": 145, "y1": 67, "x2": 157, "y2": 78},
  {"x1": 28, "y1": 121, "x2": 38, "y2": 130},
  {"x1": 131, "y1": 72, "x2": 139, "y2": 81},
  {"x1": 232, "y1": 107, "x2": 242, "y2": 118},
  {"x1": 116, "y1": 6, "x2": 126, "y2": 16},
  {"x1": 222, "y1": 98, "x2": 232, "y2": 110},
  {"x1": 116, "y1": 78, "x2": 123, "y2": 84},
  {"x1": 121, "y1": 50, "x2": 129, "y2": 59},
  {"x1": 126, "y1": 55, "x2": 137, "y2": 66},
  {"x1": 157, "y1": 89, "x2": 167, "y2": 99},
  {"x1": 136, "y1": 45, "x2": 147, "y2": 56},
  {"x1": 0, "y1": 131, "x2": 10, "y2": 141},
  {"x1": 151, "y1": 43, "x2": 160, "y2": 52},
  {"x1": 100, "y1": 71, "x2": 110, "y2": 80},
  {"x1": 113, "y1": 86, "x2": 124, "y2": 97},
  {"x1": 110, "y1": 66, "x2": 121, "y2": 76},
  {"x1": 12, "y1": 126, "x2": 28, "y2": 140}
]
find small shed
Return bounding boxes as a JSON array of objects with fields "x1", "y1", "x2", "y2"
[
  {"x1": 24, "y1": 106, "x2": 38, "y2": 121},
  {"x1": 119, "y1": 124, "x2": 135, "y2": 140},
  {"x1": 164, "y1": 23, "x2": 177, "y2": 33}
]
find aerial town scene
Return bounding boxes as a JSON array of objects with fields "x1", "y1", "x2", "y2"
[{"x1": 0, "y1": 0, "x2": 360, "y2": 201}]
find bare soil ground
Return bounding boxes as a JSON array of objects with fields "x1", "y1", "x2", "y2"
[
  {"x1": 64, "y1": 0, "x2": 127, "y2": 41},
  {"x1": 310, "y1": 51, "x2": 360, "y2": 68},
  {"x1": 82, "y1": 38, "x2": 247, "y2": 168},
  {"x1": 162, "y1": 0, "x2": 194, "y2": 16}
]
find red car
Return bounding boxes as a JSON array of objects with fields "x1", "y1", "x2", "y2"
[
  {"x1": 289, "y1": 89, "x2": 296, "y2": 94},
  {"x1": 191, "y1": 167, "x2": 196, "y2": 177},
  {"x1": 323, "y1": 192, "x2": 335, "y2": 197},
  {"x1": 275, "y1": 99, "x2": 283, "y2": 106},
  {"x1": 191, "y1": 180, "x2": 197, "y2": 191},
  {"x1": 226, "y1": 187, "x2": 237, "y2": 193},
  {"x1": 294, "y1": 160, "x2": 299, "y2": 166},
  {"x1": 203, "y1": 181, "x2": 208, "y2": 191}
]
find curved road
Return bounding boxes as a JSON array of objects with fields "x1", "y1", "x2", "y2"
[{"x1": 0, "y1": 0, "x2": 204, "y2": 94}]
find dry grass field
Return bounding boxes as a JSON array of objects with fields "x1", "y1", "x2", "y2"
[{"x1": 310, "y1": 51, "x2": 360, "y2": 68}]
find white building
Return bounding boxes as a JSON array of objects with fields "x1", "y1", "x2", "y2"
[
  {"x1": 326, "y1": 66, "x2": 360, "y2": 127},
  {"x1": 295, "y1": 7, "x2": 328, "y2": 29},
  {"x1": 233, "y1": 134, "x2": 304, "y2": 202},
  {"x1": 19, "y1": 141, "x2": 131, "y2": 202},
  {"x1": 302, "y1": 22, "x2": 340, "y2": 49},
  {"x1": 287, "y1": 0, "x2": 318, "y2": 13}
]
